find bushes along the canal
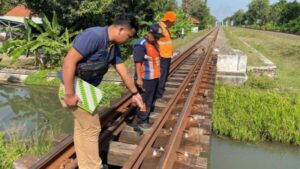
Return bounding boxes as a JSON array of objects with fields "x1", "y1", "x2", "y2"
[
  {"x1": 98, "y1": 82, "x2": 123, "y2": 107},
  {"x1": 212, "y1": 85, "x2": 300, "y2": 145},
  {"x1": 25, "y1": 70, "x2": 60, "y2": 86},
  {"x1": 0, "y1": 131, "x2": 52, "y2": 169}
]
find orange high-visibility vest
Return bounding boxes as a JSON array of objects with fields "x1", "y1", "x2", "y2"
[{"x1": 158, "y1": 22, "x2": 173, "y2": 58}]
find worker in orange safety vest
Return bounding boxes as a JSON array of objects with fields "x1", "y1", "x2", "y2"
[{"x1": 155, "y1": 11, "x2": 177, "y2": 100}]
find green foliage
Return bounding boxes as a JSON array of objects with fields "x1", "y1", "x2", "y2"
[
  {"x1": 284, "y1": 17, "x2": 300, "y2": 34},
  {"x1": 25, "y1": 70, "x2": 60, "y2": 86},
  {"x1": 227, "y1": 0, "x2": 300, "y2": 34},
  {"x1": 212, "y1": 84, "x2": 300, "y2": 144},
  {"x1": 98, "y1": 82, "x2": 123, "y2": 107},
  {"x1": 21, "y1": 0, "x2": 177, "y2": 30},
  {"x1": 0, "y1": 131, "x2": 53, "y2": 169},
  {"x1": 2, "y1": 13, "x2": 79, "y2": 68},
  {"x1": 247, "y1": 0, "x2": 270, "y2": 25},
  {"x1": 182, "y1": 0, "x2": 215, "y2": 29},
  {"x1": 169, "y1": 10, "x2": 195, "y2": 38},
  {"x1": 0, "y1": 132, "x2": 25, "y2": 169},
  {"x1": 0, "y1": 0, "x2": 17, "y2": 15},
  {"x1": 20, "y1": 0, "x2": 113, "y2": 29},
  {"x1": 146, "y1": 10, "x2": 195, "y2": 38},
  {"x1": 269, "y1": 0, "x2": 287, "y2": 24},
  {"x1": 231, "y1": 10, "x2": 246, "y2": 26},
  {"x1": 243, "y1": 74, "x2": 279, "y2": 89},
  {"x1": 280, "y1": 1, "x2": 300, "y2": 24}
]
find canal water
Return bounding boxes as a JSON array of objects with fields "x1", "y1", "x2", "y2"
[
  {"x1": 1, "y1": 84, "x2": 300, "y2": 168},
  {"x1": 0, "y1": 84, "x2": 73, "y2": 142},
  {"x1": 209, "y1": 134, "x2": 300, "y2": 169}
]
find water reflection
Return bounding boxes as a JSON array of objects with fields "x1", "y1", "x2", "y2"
[
  {"x1": 209, "y1": 134, "x2": 300, "y2": 169},
  {"x1": 0, "y1": 84, "x2": 73, "y2": 140}
]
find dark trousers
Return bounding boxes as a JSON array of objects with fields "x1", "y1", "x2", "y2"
[
  {"x1": 156, "y1": 57, "x2": 171, "y2": 99},
  {"x1": 137, "y1": 79, "x2": 159, "y2": 124}
]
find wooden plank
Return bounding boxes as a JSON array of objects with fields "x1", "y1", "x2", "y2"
[
  {"x1": 108, "y1": 142, "x2": 137, "y2": 166},
  {"x1": 174, "y1": 154, "x2": 207, "y2": 169},
  {"x1": 118, "y1": 125, "x2": 150, "y2": 144},
  {"x1": 140, "y1": 150, "x2": 160, "y2": 169}
]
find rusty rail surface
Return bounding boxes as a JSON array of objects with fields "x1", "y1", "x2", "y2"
[{"x1": 28, "y1": 28, "x2": 217, "y2": 169}]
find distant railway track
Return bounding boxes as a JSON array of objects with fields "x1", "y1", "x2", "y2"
[{"x1": 23, "y1": 27, "x2": 219, "y2": 169}]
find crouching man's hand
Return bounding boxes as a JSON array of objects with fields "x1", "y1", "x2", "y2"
[{"x1": 132, "y1": 93, "x2": 145, "y2": 111}]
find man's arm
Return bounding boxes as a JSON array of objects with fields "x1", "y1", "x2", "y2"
[
  {"x1": 63, "y1": 48, "x2": 84, "y2": 106},
  {"x1": 114, "y1": 63, "x2": 138, "y2": 93},
  {"x1": 114, "y1": 63, "x2": 144, "y2": 108}
]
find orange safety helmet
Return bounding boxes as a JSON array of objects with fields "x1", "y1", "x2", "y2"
[{"x1": 161, "y1": 11, "x2": 177, "y2": 22}]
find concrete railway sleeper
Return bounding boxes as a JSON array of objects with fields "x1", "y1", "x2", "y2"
[{"x1": 16, "y1": 28, "x2": 218, "y2": 169}]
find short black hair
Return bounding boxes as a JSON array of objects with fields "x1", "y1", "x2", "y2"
[{"x1": 113, "y1": 13, "x2": 139, "y2": 33}]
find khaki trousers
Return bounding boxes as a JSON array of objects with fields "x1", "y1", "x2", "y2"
[{"x1": 59, "y1": 84, "x2": 102, "y2": 169}]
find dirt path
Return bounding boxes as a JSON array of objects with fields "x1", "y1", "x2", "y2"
[{"x1": 214, "y1": 28, "x2": 235, "y2": 55}]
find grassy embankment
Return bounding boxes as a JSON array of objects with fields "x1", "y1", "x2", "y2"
[
  {"x1": 213, "y1": 27, "x2": 300, "y2": 145},
  {"x1": 223, "y1": 28, "x2": 264, "y2": 66}
]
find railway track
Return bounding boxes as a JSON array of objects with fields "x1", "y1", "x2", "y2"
[{"x1": 25, "y1": 27, "x2": 219, "y2": 169}]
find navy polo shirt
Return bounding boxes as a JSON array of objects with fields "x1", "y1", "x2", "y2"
[{"x1": 58, "y1": 26, "x2": 123, "y2": 86}]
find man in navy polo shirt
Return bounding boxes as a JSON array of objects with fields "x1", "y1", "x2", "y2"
[{"x1": 59, "y1": 13, "x2": 144, "y2": 169}]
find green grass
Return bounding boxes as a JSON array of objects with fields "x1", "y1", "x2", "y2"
[
  {"x1": 98, "y1": 82, "x2": 123, "y2": 107},
  {"x1": 223, "y1": 28, "x2": 265, "y2": 66},
  {"x1": 0, "y1": 131, "x2": 54, "y2": 169},
  {"x1": 25, "y1": 70, "x2": 60, "y2": 86},
  {"x1": 225, "y1": 27, "x2": 300, "y2": 90},
  {"x1": 212, "y1": 80, "x2": 300, "y2": 145},
  {"x1": 173, "y1": 29, "x2": 210, "y2": 51}
]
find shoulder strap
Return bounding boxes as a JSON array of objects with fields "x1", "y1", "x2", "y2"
[{"x1": 107, "y1": 44, "x2": 116, "y2": 63}]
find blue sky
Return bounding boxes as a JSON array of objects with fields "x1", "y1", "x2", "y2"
[{"x1": 176, "y1": 0, "x2": 296, "y2": 21}]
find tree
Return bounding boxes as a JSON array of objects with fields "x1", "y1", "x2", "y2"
[
  {"x1": 269, "y1": 0, "x2": 287, "y2": 24},
  {"x1": 247, "y1": 0, "x2": 270, "y2": 25},
  {"x1": 183, "y1": 0, "x2": 214, "y2": 29},
  {"x1": 18, "y1": 0, "x2": 113, "y2": 29},
  {"x1": 231, "y1": 10, "x2": 246, "y2": 26},
  {"x1": 280, "y1": 1, "x2": 300, "y2": 24},
  {"x1": 0, "y1": 0, "x2": 19, "y2": 15},
  {"x1": 18, "y1": 0, "x2": 178, "y2": 30}
]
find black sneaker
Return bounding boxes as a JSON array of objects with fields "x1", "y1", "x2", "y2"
[
  {"x1": 133, "y1": 125, "x2": 144, "y2": 135},
  {"x1": 150, "y1": 105, "x2": 155, "y2": 112}
]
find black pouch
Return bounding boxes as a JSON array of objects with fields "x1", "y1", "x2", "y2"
[{"x1": 76, "y1": 45, "x2": 115, "y2": 81}]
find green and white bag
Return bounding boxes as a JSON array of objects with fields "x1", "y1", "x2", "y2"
[{"x1": 59, "y1": 77, "x2": 103, "y2": 114}]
